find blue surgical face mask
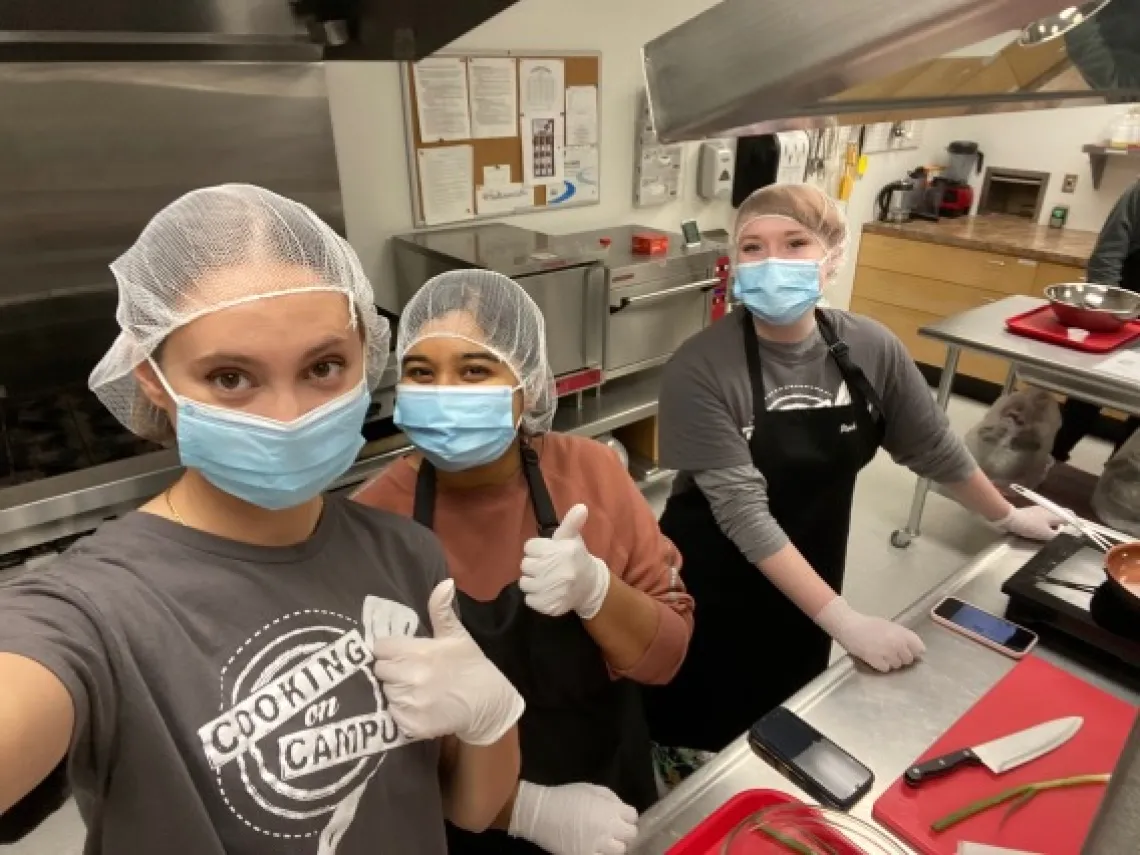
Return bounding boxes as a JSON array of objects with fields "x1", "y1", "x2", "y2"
[
  {"x1": 394, "y1": 385, "x2": 520, "y2": 472},
  {"x1": 733, "y1": 258, "x2": 822, "y2": 325},
  {"x1": 152, "y1": 364, "x2": 370, "y2": 510}
]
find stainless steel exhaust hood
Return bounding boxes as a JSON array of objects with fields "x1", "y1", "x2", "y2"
[
  {"x1": 0, "y1": 0, "x2": 520, "y2": 62},
  {"x1": 643, "y1": 0, "x2": 1140, "y2": 142}
]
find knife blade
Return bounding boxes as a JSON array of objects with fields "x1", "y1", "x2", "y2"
[{"x1": 904, "y1": 716, "x2": 1083, "y2": 787}]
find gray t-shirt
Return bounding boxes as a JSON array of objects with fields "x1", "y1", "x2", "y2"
[
  {"x1": 661, "y1": 308, "x2": 977, "y2": 563},
  {"x1": 0, "y1": 496, "x2": 448, "y2": 855}
]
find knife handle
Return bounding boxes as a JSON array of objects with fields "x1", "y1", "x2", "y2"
[{"x1": 905, "y1": 748, "x2": 981, "y2": 786}]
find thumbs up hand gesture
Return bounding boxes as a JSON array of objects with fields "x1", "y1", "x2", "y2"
[
  {"x1": 371, "y1": 579, "x2": 525, "y2": 745},
  {"x1": 519, "y1": 504, "x2": 611, "y2": 620}
]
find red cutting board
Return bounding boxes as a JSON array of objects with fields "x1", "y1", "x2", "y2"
[{"x1": 873, "y1": 656, "x2": 1137, "y2": 855}]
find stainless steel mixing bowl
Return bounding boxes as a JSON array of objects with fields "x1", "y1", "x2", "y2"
[{"x1": 1045, "y1": 283, "x2": 1140, "y2": 333}]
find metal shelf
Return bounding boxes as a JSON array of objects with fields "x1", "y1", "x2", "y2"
[
  {"x1": 552, "y1": 368, "x2": 662, "y2": 437},
  {"x1": 1082, "y1": 144, "x2": 1140, "y2": 190}
]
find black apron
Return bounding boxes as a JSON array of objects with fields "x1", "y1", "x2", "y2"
[
  {"x1": 644, "y1": 310, "x2": 886, "y2": 753},
  {"x1": 412, "y1": 442, "x2": 657, "y2": 855}
]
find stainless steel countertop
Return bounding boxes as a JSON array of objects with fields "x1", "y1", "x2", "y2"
[
  {"x1": 555, "y1": 225, "x2": 726, "y2": 271},
  {"x1": 392, "y1": 222, "x2": 727, "y2": 280},
  {"x1": 632, "y1": 539, "x2": 1140, "y2": 853},
  {"x1": 391, "y1": 223, "x2": 609, "y2": 278},
  {"x1": 919, "y1": 295, "x2": 1140, "y2": 417}
]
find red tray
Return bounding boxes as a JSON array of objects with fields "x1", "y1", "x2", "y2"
[
  {"x1": 667, "y1": 789, "x2": 866, "y2": 854},
  {"x1": 1005, "y1": 304, "x2": 1140, "y2": 353}
]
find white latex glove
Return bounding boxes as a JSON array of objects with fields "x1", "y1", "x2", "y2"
[
  {"x1": 509, "y1": 781, "x2": 638, "y2": 855},
  {"x1": 814, "y1": 597, "x2": 926, "y2": 673},
  {"x1": 371, "y1": 579, "x2": 525, "y2": 745},
  {"x1": 993, "y1": 505, "x2": 1064, "y2": 541},
  {"x1": 519, "y1": 504, "x2": 611, "y2": 619}
]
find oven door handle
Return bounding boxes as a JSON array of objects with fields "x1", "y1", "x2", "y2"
[{"x1": 609, "y1": 278, "x2": 720, "y2": 314}]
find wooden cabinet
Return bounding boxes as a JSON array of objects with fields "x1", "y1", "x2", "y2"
[
  {"x1": 857, "y1": 233, "x2": 1040, "y2": 294},
  {"x1": 1033, "y1": 262, "x2": 1086, "y2": 294},
  {"x1": 849, "y1": 296, "x2": 1011, "y2": 385},
  {"x1": 851, "y1": 233, "x2": 1084, "y2": 386}
]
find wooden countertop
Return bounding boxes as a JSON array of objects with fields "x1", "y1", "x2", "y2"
[{"x1": 863, "y1": 215, "x2": 1099, "y2": 267}]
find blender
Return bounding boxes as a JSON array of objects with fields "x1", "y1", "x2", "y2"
[
  {"x1": 937, "y1": 141, "x2": 983, "y2": 217},
  {"x1": 944, "y1": 141, "x2": 984, "y2": 182}
]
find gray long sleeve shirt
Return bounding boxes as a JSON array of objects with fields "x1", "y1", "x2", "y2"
[
  {"x1": 659, "y1": 308, "x2": 978, "y2": 564},
  {"x1": 1087, "y1": 179, "x2": 1140, "y2": 289}
]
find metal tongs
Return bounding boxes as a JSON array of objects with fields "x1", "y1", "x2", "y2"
[{"x1": 1009, "y1": 484, "x2": 1130, "y2": 553}]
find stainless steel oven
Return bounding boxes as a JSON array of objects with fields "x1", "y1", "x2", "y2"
[
  {"x1": 392, "y1": 224, "x2": 608, "y2": 394},
  {"x1": 572, "y1": 226, "x2": 727, "y2": 381}
]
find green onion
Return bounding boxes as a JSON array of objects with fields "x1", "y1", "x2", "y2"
[
  {"x1": 752, "y1": 821, "x2": 822, "y2": 854},
  {"x1": 931, "y1": 774, "x2": 1111, "y2": 832}
]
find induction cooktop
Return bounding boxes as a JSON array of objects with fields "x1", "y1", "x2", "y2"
[{"x1": 1003, "y1": 534, "x2": 1140, "y2": 685}]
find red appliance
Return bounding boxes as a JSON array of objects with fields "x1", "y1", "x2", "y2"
[
  {"x1": 936, "y1": 180, "x2": 974, "y2": 218},
  {"x1": 710, "y1": 254, "x2": 731, "y2": 322},
  {"x1": 631, "y1": 231, "x2": 669, "y2": 254},
  {"x1": 873, "y1": 655, "x2": 1136, "y2": 855}
]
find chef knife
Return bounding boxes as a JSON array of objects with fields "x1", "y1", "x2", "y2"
[{"x1": 904, "y1": 716, "x2": 1083, "y2": 786}]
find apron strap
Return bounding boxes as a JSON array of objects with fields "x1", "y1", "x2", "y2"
[
  {"x1": 412, "y1": 441, "x2": 561, "y2": 537},
  {"x1": 413, "y1": 459, "x2": 437, "y2": 529},
  {"x1": 740, "y1": 309, "x2": 768, "y2": 427},
  {"x1": 814, "y1": 310, "x2": 885, "y2": 425},
  {"x1": 519, "y1": 438, "x2": 561, "y2": 537}
]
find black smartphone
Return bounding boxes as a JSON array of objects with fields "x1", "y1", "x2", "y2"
[
  {"x1": 931, "y1": 596, "x2": 1037, "y2": 658},
  {"x1": 748, "y1": 707, "x2": 874, "y2": 810}
]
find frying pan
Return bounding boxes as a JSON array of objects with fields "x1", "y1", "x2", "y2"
[{"x1": 1104, "y1": 542, "x2": 1140, "y2": 619}]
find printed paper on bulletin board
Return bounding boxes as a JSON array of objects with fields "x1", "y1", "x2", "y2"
[{"x1": 403, "y1": 52, "x2": 601, "y2": 227}]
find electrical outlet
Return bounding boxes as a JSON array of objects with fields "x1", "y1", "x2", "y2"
[{"x1": 1062, "y1": 174, "x2": 1078, "y2": 193}]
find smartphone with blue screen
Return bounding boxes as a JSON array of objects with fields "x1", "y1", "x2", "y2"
[{"x1": 931, "y1": 596, "x2": 1037, "y2": 658}]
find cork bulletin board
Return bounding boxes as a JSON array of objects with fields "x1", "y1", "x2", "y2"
[{"x1": 400, "y1": 51, "x2": 602, "y2": 227}]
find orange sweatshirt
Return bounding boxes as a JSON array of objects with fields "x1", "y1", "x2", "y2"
[{"x1": 353, "y1": 432, "x2": 693, "y2": 684}]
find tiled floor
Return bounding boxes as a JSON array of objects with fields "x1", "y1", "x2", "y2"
[{"x1": 3, "y1": 395, "x2": 1113, "y2": 853}]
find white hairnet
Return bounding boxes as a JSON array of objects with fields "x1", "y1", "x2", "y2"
[
  {"x1": 89, "y1": 183, "x2": 389, "y2": 441},
  {"x1": 733, "y1": 183, "x2": 850, "y2": 283},
  {"x1": 397, "y1": 270, "x2": 557, "y2": 435}
]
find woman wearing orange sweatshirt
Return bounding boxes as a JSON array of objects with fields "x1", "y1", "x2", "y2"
[{"x1": 354, "y1": 270, "x2": 693, "y2": 855}]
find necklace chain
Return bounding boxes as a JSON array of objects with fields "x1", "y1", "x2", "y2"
[{"x1": 164, "y1": 487, "x2": 186, "y2": 525}]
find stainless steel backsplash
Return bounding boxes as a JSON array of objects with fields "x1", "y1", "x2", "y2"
[{"x1": 0, "y1": 61, "x2": 342, "y2": 393}]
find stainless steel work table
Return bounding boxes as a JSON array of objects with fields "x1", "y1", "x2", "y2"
[
  {"x1": 891, "y1": 295, "x2": 1140, "y2": 548},
  {"x1": 632, "y1": 539, "x2": 1139, "y2": 853}
]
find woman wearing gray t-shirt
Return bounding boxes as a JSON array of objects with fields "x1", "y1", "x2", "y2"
[
  {"x1": 644, "y1": 183, "x2": 1065, "y2": 763},
  {"x1": 0, "y1": 185, "x2": 524, "y2": 854}
]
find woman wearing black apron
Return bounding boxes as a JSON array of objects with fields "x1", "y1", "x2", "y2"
[
  {"x1": 354, "y1": 270, "x2": 694, "y2": 855},
  {"x1": 644, "y1": 184, "x2": 1064, "y2": 768}
]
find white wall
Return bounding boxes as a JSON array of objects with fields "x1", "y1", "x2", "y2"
[
  {"x1": 326, "y1": 0, "x2": 730, "y2": 310},
  {"x1": 918, "y1": 104, "x2": 1140, "y2": 232}
]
